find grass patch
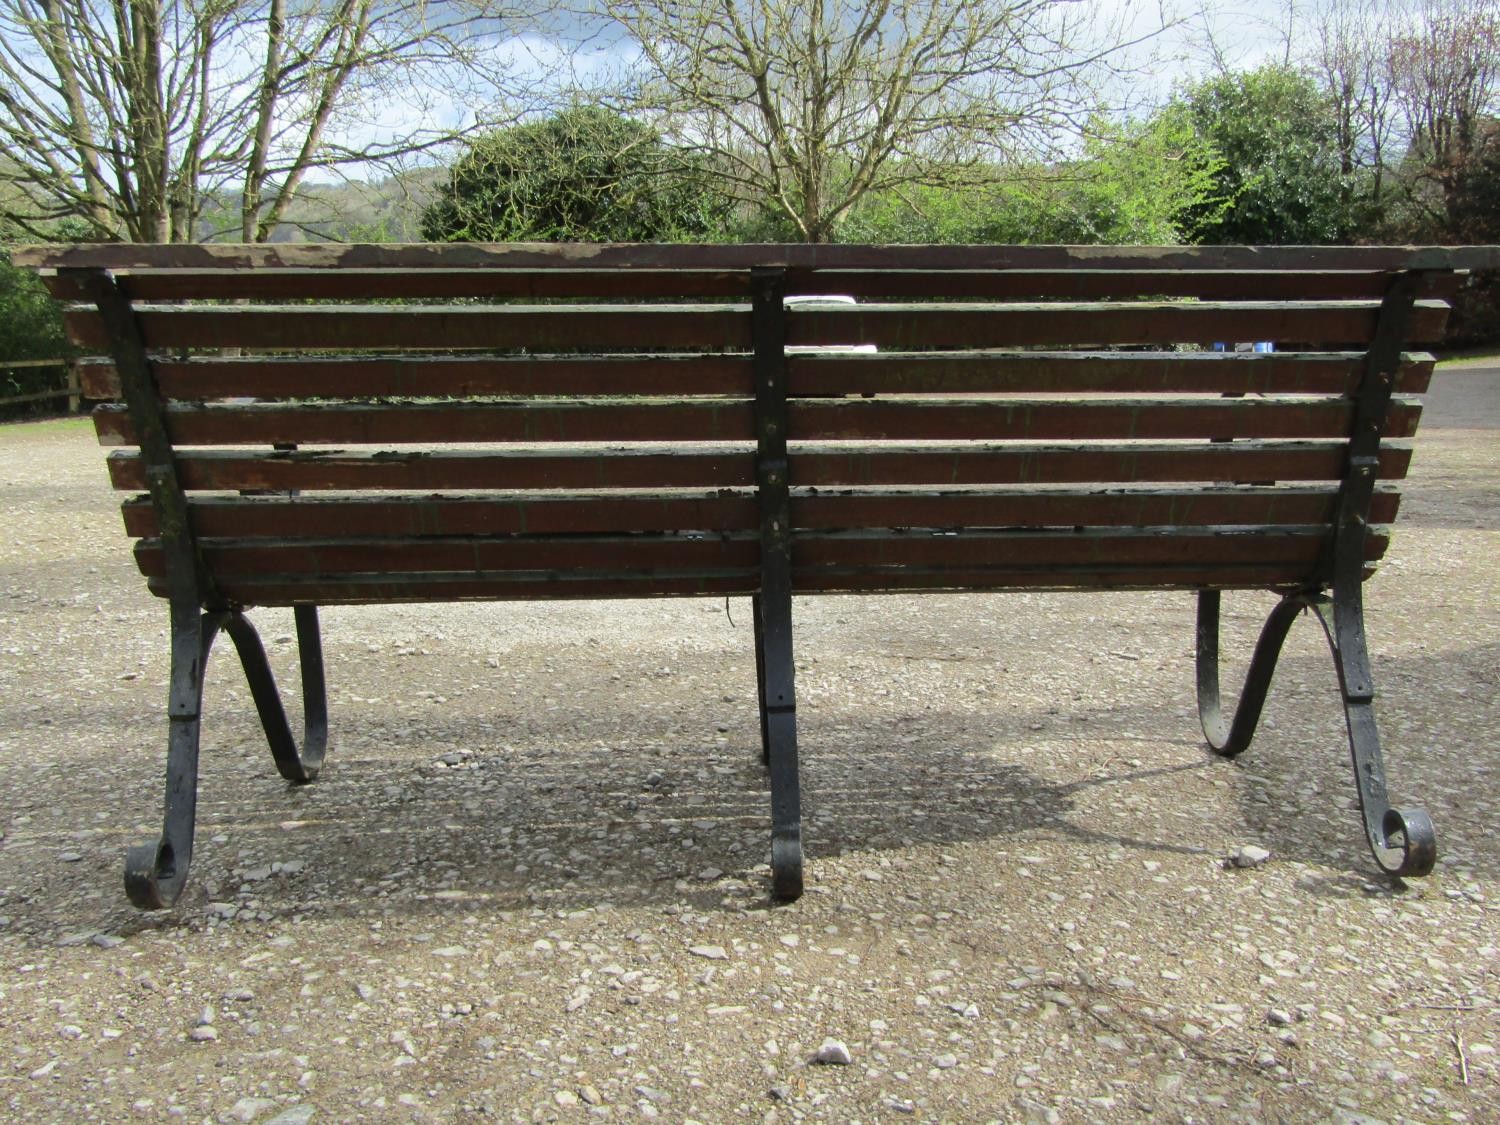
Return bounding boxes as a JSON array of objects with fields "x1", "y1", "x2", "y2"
[
  {"x1": 0, "y1": 414, "x2": 92, "y2": 439},
  {"x1": 1437, "y1": 348, "x2": 1500, "y2": 369}
]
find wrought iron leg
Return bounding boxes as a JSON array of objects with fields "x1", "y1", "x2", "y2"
[
  {"x1": 754, "y1": 589, "x2": 803, "y2": 901},
  {"x1": 124, "y1": 602, "x2": 229, "y2": 910},
  {"x1": 1196, "y1": 589, "x2": 1304, "y2": 756},
  {"x1": 223, "y1": 605, "x2": 329, "y2": 783},
  {"x1": 752, "y1": 594, "x2": 770, "y2": 767},
  {"x1": 1309, "y1": 589, "x2": 1436, "y2": 877},
  {"x1": 125, "y1": 604, "x2": 330, "y2": 910},
  {"x1": 1195, "y1": 589, "x2": 1436, "y2": 878}
]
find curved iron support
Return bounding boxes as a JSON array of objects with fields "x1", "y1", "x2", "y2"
[
  {"x1": 125, "y1": 605, "x2": 330, "y2": 909},
  {"x1": 1195, "y1": 589, "x2": 1436, "y2": 878},
  {"x1": 223, "y1": 606, "x2": 329, "y2": 783},
  {"x1": 1196, "y1": 590, "x2": 1306, "y2": 756},
  {"x1": 124, "y1": 605, "x2": 228, "y2": 910},
  {"x1": 1309, "y1": 593, "x2": 1436, "y2": 878}
]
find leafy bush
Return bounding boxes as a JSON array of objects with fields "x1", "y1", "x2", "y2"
[
  {"x1": 0, "y1": 244, "x2": 69, "y2": 417},
  {"x1": 421, "y1": 106, "x2": 734, "y2": 243}
]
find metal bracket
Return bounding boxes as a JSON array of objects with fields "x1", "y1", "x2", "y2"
[
  {"x1": 64, "y1": 267, "x2": 221, "y2": 614},
  {"x1": 750, "y1": 267, "x2": 802, "y2": 900}
]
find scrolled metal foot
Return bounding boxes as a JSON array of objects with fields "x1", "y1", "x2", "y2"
[
  {"x1": 771, "y1": 833, "x2": 804, "y2": 901},
  {"x1": 124, "y1": 604, "x2": 226, "y2": 910},
  {"x1": 1309, "y1": 595, "x2": 1438, "y2": 880},
  {"x1": 1372, "y1": 807, "x2": 1437, "y2": 878},
  {"x1": 124, "y1": 839, "x2": 188, "y2": 910}
]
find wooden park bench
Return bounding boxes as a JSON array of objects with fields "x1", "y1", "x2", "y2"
[{"x1": 17, "y1": 242, "x2": 1496, "y2": 909}]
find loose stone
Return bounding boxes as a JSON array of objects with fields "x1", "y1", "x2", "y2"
[
  {"x1": 813, "y1": 1038, "x2": 852, "y2": 1065},
  {"x1": 1230, "y1": 845, "x2": 1272, "y2": 868}
]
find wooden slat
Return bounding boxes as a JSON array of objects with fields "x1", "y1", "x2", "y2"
[
  {"x1": 145, "y1": 572, "x2": 760, "y2": 604},
  {"x1": 107, "y1": 447, "x2": 758, "y2": 491},
  {"x1": 38, "y1": 266, "x2": 1465, "y2": 305},
  {"x1": 788, "y1": 351, "x2": 1435, "y2": 397},
  {"x1": 78, "y1": 354, "x2": 753, "y2": 400},
  {"x1": 790, "y1": 527, "x2": 1385, "y2": 569},
  {"x1": 123, "y1": 492, "x2": 760, "y2": 538},
  {"x1": 43, "y1": 268, "x2": 752, "y2": 302},
  {"x1": 65, "y1": 305, "x2": 752, "y2": 352},
  {"x1": 793, "y1": 443, "x2": 1416, "y2": 487},
  {"x1": 136, "y1": 534, "x2": 759, "y2": 579},
  {"x1": 782, "y1": 398, "x2": 1420, "y2": 441},
  {"x1": 133, "y1": 525, "x2": 1382, "y2": 582},
  {"x1": 93, "y1": 400, "x2": 757, "y2": 446},
  {"x1": 76, "y1": 350, "x2": 1436, "y2": 402},
  {"x1": 792, "y1": 487, "x2": 1399, "y2": 529},
  {"x1": 18, "y1": 242, "x2": 1500, "y2": 272},
  {"x1": 789, "y1": 563, "x2": 1377, "y2": 595},
  {"x1": 782, "y1": 301, "x2": 1452, "y2": 349},
  {"x1": 782, "y1": 269, "x2": 1464, "y2": 302},
  {"x1": 92, "y1": 397, "x2": 1419, "y2": 447},
  {"x1": 105, "y1": 441, "x2": 1413, "y2": 492},
  {"x1": 120, "y1": 486, "x2": 1399, "y2": 539},
  {"x1": 66, "y1": 298, "x2": 1451, "y2": 352},
  {"x1": 156, "y1": 560, "x2": 1374, "y2": 604}
]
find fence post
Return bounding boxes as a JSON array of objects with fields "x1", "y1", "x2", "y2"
[{"x1": 67, "y1": 360, "x2": 80, "y2": 413}]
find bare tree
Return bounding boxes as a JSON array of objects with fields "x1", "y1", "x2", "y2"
[
  {"x1": 1387, "y1": 0, "x2": 1500, "y2": 223},
  {"x1": 1309, "y1": 0, "x2": 1397, "y2": 202},
  {"x1": 0, "y1": 0, "x2": 528, "y2": 243},
  {"x1": 604, "y1": 0, "x2": 1170, "y2": 242}
]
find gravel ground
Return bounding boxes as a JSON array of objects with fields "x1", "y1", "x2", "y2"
[{"x1": 0, "y1": 368, "x2": 1496, "y2": 1123}]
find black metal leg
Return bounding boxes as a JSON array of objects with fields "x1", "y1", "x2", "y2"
[
  {"x1": 1196, "y1": 590, "x2": 1305, "y2": 757},
  {"x1": 1196, "y1": 589, "x2": 1436, "y2": 878},
  {"x1": 124, "y1": 603, "x2": 229, "y2": 910},
  {"x1": 223, "y1": 606, "x2": 330, "y2": 783},
  {"x1": 752, "y1": 594, "x2": 770, "y2": 767},
  {"x1": 754, "y1": 588, "x2": 803, "y2": 901},
  {"x1": 125, "y1": 604, "x2": 330, "y2": 910},
  {"x1": 1309, "y1": 590, "x2": 1436, "y2": 877}
]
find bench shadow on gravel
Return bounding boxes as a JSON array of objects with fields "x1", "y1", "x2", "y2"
[{"x1": 9, "y1": 635, "x2": 1494, "y2": 940}]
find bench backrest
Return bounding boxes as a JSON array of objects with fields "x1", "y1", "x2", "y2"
[{"x1": 25, "y1": 243, "x2": 1471, "y2": 607}]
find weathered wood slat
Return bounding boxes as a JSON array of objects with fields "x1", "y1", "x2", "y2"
[
  {"x1": 136, "y1": 534, "x2": 759, "y2": 578},
  {"x1": 785, "y1": 398, "x2": 1420, "y2": 442},
  {"x1": 148, "y1": 572, "x2": 760, "y2": 604},
  {"x1": 789, "y1": 351, "x2": 1434, "y2": 397},
  {"x1": 75, "y1": 350, "x2": 1437, "y2": 402},
  {"x1": 93, "y1": 400, "x2": 759, "y2": 445},
  {"x1": 781, "y1": 269, "x2": 1464, "y2": 301},
  {"x1": 43, "y1": 268, "x2": 752, "y2": 302},
  {"x1": 78, "y1": 354, "x2": 754, "y2": 400},
  {"x1": 105, "y1": 441, "x2": 1414, "y2": 492},
  {"x1": 783, "y1": 301, "x2": 1451, "y2": 349},
  {"x1": 19, "y1": 241, "x2": 1500, "y2": 272},
  {"x1": 120, "y1": 486, "x2": 1401, "y2": 539},
  {"x1": 123, "y1": 492, "x2": 761, "y2": 538},
  {"x1": 91, "y1": 396, "x2": 1420, "y2": 447},
  {"x1": 65, "y1": 305, "x2": 753, "y2": 351},
  {"x1": 38, "y1": 266, "x2": 1463, "y2": 304},
  {"x1": 134, "y1": 524, "x2": 1382, "y2": 584},
  {"x1": 107, "y1": 447, "x2": 758, "y2": 491},
  {"x1": 790, "y1": 563, "x2": 1379, "y2": 595},
  {"x1": 790, "y1": 526, "x2": 1386, "y2": 569},
  {"x1": 62, "y1": 298, "x2": 1451, "y2": 352},
  {"x1": 152, "y1": 560, "x2": 1375, "y2": 604}
]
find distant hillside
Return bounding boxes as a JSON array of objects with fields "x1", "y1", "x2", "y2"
[{"x1": 200, "y1": 167, "x2": 448, "y2": 243}]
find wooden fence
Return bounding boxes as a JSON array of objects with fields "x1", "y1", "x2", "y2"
[{"x1": 0, "y1": 358, "x2": 79, "y2": 412}]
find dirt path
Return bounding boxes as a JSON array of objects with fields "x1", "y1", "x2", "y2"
[{"x1": 0, "y1": 370, "x2": 1496, "y2": 1123}]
